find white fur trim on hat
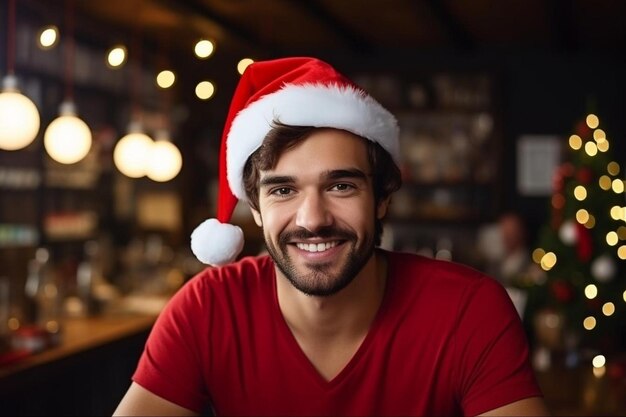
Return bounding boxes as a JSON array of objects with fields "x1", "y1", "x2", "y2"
[
  {"x1": 190, "y1": 218, "x2": 244, "y2": 266},
  {"x1": 226, "y1": 82, "x2": 400, "y2": 201}
]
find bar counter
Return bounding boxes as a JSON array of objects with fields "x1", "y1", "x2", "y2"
[{"x1": 0, "y1": 313, "x2": 156, "y2": 416}]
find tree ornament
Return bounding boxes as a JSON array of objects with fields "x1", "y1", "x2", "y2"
[
  {"x1": 591, "y1": 254, "x2": 616, "y2": 282},
  {"x1": 575, "y1": 222, "x2": 593, "y2": 262},
  {"x1": 551, "y1": 280, "x2": 574, "y2": 303},
  {"x1": 559, "y1": 220, "x2": 578, "y2": 245}
]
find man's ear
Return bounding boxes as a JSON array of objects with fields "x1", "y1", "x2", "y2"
[
  {"x1": 250, "y1": 206, "x2": 263, "y2": 227},
  {"x1": 376, "y1": 196, "x2": 391, "y2": 220}
]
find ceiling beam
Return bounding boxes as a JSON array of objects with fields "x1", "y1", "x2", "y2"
[
  {"x1": 285, "y1": 0, "x2": 373, "y2": 53},
  {"x1": 422, "y1": 0, "x2": 474, "y2": 49}
]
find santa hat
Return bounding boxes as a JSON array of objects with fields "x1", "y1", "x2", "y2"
[{"x1": 191, "y1": 57, "x2": 400, "y2": 266}]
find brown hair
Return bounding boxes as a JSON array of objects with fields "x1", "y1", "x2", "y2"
[{"x1": 242, "y1": 122, "x2": 402, "y2": 245}]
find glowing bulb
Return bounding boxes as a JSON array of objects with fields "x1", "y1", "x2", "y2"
[
  {"x1": 146, "y1": 131, "x2": 182, "y2": 182},
  {"x1": 612, "y1": 179, "x2": 624, "y2": 194},
  {"x1": 584, "y1": 141, "x2": 598, "y2": 156},
  {"x1": 619, "y1": 246, "x2": 626, "y2": 260},
  {"x1": 44, "y1": 101, "x2": 92, "y2": 164},
  {"x1": 592, "y1": 355, "x2": 606, "y2": 368},
  {"x1": 38, "y1": 25, "x2": 59, "y2": 49},
  {"x1": 607, "y1": 162, "x2": 620, "y2": 176},
  {"x1": 583, "y1": 316, "x2": 596, "y2": 330},
  {"x1": 237, "y1": 58, "x2": 254, "y2": 75},
  {"x1": 194, "y1": 39, "x2": 214, "y2": 59},
  {"x1": 576, "y1": 209, "x2": 589, "y2": 224},
  {"x1": 617, "y1": 226, "x2": 626, "y2": 239},
  {"x1": 584, "y1": 284, "x2": 598, "y2": 299},
  {"x1": 574, "y1": 185, "x2": 587, "y2": 201},
  {"x1": 599, "y1": 175, "x2": 612, "y2": 190},
  {"x1": 586, "y1": 114, "x2": 599, "y2": 129},
  {"x1": 593, "y1": 129, "x2": 606, "y2": 141},
  {"x1": 611, "y1": 206, "x2": 623, "y2": 220},
  {"x1": 602, "y1": 302, "x2": 615, "y2": 316},
  {"x1": 113, "y1": 123, "x2": 153, "y2": 178},
  {"x1": 585, "y1": 215, "x2": 596, "y2": 229},
  {"x1": 540, "y1": 252, "x2": 557, "y2": 271},
  {"x1": 532, "y1": 248, "x2": 546, "y2": 264},
  {"x1": 606, "y1": 231, "x2": 618, "y2": 246},
  {"x1": 623, "y1": 290, "x2": 626, "y2": 302},
  {"x1": 156, "y1": 70, "x2": 175, "y2": 88},
  {"x1": 107, "y1": 45, "x2": 127, "y2": 68},
  {"x1": 597, "y1": 140, "x2": 609, "y2": 152},
  {"x1": 196, "y1": 81, "x2": 215, "y2": 100},
  {"x1": 0, "y1": 76, "x2": 41, "y2": 150}
]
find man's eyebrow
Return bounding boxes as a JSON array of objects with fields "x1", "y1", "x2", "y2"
[
  {"x1": 323, "y1": 169, "x2": 369, "y2": 181},
  {"x1": 259, "y1": 175, "x2": 296, "y2": 187}
]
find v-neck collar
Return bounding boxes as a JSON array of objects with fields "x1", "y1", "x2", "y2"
[{"x1": 269, "y1": 254, "x2": 393, "y2": 389}]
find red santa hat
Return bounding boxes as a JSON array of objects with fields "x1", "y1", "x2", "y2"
[{"x1": 191, "y1": 57, "x2": 400, "y2": 266}]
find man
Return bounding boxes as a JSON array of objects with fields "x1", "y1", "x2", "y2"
[{"x1": 114, "y1": 57, "x2": 548, "y2": 416}]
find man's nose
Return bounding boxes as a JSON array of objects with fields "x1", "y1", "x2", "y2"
[{"x1": 295, "y1": 192, "x2": 333, "y2": 233}]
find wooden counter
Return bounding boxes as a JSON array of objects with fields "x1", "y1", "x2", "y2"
[{"x1": 0, "y1": 313, "x2": 156, "y2": 416}]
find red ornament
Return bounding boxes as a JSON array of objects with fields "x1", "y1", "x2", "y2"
[
  {"x1": 551, "y1": 280, "x2": 574, "y2": 303},
  {"x1": 575, "y1": 120, "x2": 592, "y2": 138},
  {"x1": 575, "y1": 222, "x2": 593, "y2": 262},
  {"x1": 576, "y1": 168, "x2": 593, "y2": 185}
]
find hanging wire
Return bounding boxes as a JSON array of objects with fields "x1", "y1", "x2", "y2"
[
  {"x1": 6, "y1": 0, "x2": 16, "y2": 75},
  {"x1": 64, "y1": 0, "x2": 76, "y2": 100}
]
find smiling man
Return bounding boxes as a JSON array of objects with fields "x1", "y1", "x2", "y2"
[{"x1": 114, "y1": 58, "x2": 549, "y2": 416}]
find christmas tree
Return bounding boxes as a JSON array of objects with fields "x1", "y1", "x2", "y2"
[{"x1": 527, "y1": 113, "x2": 626, "y2": 365}]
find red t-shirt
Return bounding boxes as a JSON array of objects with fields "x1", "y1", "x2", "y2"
[{"x1": 133, "y1": 251, "x2": 542, "y2": 416}]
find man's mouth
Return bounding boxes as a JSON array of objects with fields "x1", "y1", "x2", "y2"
[{"x1": 295, "y1": 241, "x2": 340, "y2": 253}]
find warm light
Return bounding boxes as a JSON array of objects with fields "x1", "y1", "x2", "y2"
[
  {"x1": 586, "y1": 114, "x2": 599, "y2": 129},
  {"x1": 593, "y1": 129, "x2": 606, "y2": 141},
  {"x1": 599, "y1": 175, "x2": 612, "y2": 190},
  {"x1": 540, "y1": 252, "x2": 557, "y2": 271},
  {"x1": 237, "y1": 58, "x2": 254, "y2": 75},
  {"x1": 156, "y1": 70, "x2": 176, "y2": 89},
  {"x1": 44, "y1": 102, "x2": 92, "y2": 164},
  {"x1": 593, "y1": 366, "x2": 606, "y2": 378},
  {"x1": 8, "y1": 317, "x2": 20, "y2": 330},
  {"x1": 583, "y1": 316, "x2": 596, "y2": 330},
  {"x1": 612, "y1": 179, "x2": 624, "y2": 194},
  {"x1": 532, "y1": 248, "x2": 546, "y2": 264},
  {"x1": 196, "y1": 81, "x2": 215, "y2": 100},
  {"x1": 194, "y1": 39, "x2": 214, "y2": 59},
  {"x1": 0, "y1": 76, "x2": 41, "y2": 150},
  {"x1": 606, "y1": 231, "x2": 618, "y2": 246},
  {"x1": 107, "y1": 45, "x2": 127, "y2": 68},
  {"x1": 619, "y1": 246, "x2": 626, "y2": 260},
  {"x1": 584, "y1": 284, "x2": 598, "y2": 299},
  {"x1": 574, "y1": 186, "x2": 587, "y2": 201},
  {"x1": 623, "y1": 290, "x2": 626, "y2": 302},
  {"x1": 146, "y1": 131, "x2": 182, "y2": 182},
  {"x1": 576, "y1": 209, "x2": 589, "y2": 224},
  {"x1": 607, "y1": 162, "x2": 620, "y2": 176},
  {"x1": 584, "y1": 215, "x2": 596, "y2": 229},
  {"x1": 592, "y1": 354, "x2": 606, "y2": 368},
  {"x1": 617, "y1": 226, "x2": 626, "y2": 239},
  {"x1": 597, "y1": 139, "x2": 609, "y2": 152},
  {"x1": 38, "y1": 25, "x2": 59, "y2": 49},
  {"x1": 610, "y1": 206, "x2": 623, "y2": 221},
  {"x1": 602, "y1": 302, "x2": 615, "y2": 316},
  {"x1": 113, "y1": 123, "x2": 154, "y2": 178},
  {"x1": 584, "y1": 141, "x2": 598, "y2": 156}
]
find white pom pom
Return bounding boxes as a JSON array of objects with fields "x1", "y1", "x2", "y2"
[{"x1": 190, "y1": 218, "x2": 244, "y2": 266}]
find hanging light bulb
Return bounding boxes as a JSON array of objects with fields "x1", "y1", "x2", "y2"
[
  {"x1": 147, "y1": 130, "x2": 182, "y2": 182},
  {"x1": 44, "y1": 101, "x2": 92, "y2": 164},
  {"x1": 0, "y1": 75, "x2": 41, "y2": 151},
  {"x1": 113, "y1": 121, "x2": 154, "y2": 178}
]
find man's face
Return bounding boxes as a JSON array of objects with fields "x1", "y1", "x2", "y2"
[{"x1": 251, "y1": 129, "x2": 389, "y2": 297}]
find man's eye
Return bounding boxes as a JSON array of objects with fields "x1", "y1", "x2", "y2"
[
  {"x1": 330, "y1": 183, "x2": 354, "y2": 192},
  {"x1": 271, "y1": 187, "x2": 293, "y2": 196}
]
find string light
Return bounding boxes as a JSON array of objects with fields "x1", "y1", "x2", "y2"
[
  {"x1": 593, "y1": 129, "x2": 606, "y2": 141},
  {"x1": 602, "y1": 302, "x2": 615, "y2": 316},
  {"x1": 574, "y1": 186, "x2": 587, "y2": 201},
  {"x1": 38, "y1": 25, "x2": 59, "y2": 49},
  {"x1": 196, "y1": 81, "x2": 215, "y2": 100},
  {"x1": 44, "y1": 102, "x2": 92, "y2": 164},
  {"x1": 586, "y1": 114, "x2": 599, "y2": 129},
  {"x1": 584, "y1": 141, "x2": 598, "y2": 156},
  {"x1": 618, "y1": 246, "x2": 626, "y2": 260},
  {"x1": 584, "y1": 215, "x2": 595, "y2": 229},
  {"x1": 237, "y1": 58, "x2": 254, "y2": 75},
  {"x1": 606, "y1": 231, "x2": 618, "y2": 246},
  {"x1": 540, "y1": 252, "x2": 557, "y2": 271},
  {"x1": 612, "y1": 179, "x2": 624, "y2": 194},
  {"x1": 584, "y1": 284, "x2": 598, "y2": 299},
  {"x1": 532, "y1": 248, "x2": 546, "y2": 264},
  {"x1": 106, "y1": 45, "x2": 127, "y2": 68},
  {"x1": 597, "y1": 140, "x2": 609, "y2": 152},
  {"x1": 599, "y1": 175, "x2": 612, "y2": 190},
  {"x1": 583, "y1": 316, "x2": 596, "y2": 330},
  {"x1": 146, "y1": 130, "x2": 182, "y2": 182},
  {"x1": 576, "y1": 209, "x2": 589, "y2": 224},
  {"x1": 113, "y1": 122, "x2": 154, "y2": 178},
  {"x1": 156, "y1": 70, "x2": 175, "y2": 88},
  {"x1": 194, "y1": 39, "x2": 214, "y2": 59}
]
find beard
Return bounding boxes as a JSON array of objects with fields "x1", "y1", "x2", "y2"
[{"x1": 264, "y1": 225, "x2": 376, "y2": 297}]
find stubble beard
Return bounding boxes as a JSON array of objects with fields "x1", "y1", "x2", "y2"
[{"x1": 264, "y1": 226, "x2": 376, "y2": 297}]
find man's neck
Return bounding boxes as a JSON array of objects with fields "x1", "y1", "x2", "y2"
[{"x1": 275, "y1": 250, "x2": 388, "y2": 341}]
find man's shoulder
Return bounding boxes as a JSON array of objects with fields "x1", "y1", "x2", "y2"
[
  {"x1": 187, "y1": 255, "x2": 274, "y2": 292},
  {"x1": 386, "y1": 250, "x2": 486, "y2": 284}
]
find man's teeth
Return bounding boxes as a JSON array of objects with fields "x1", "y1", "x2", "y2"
[{"x1": 296, "y1": 241, "x2": 338, "y2": 252}]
